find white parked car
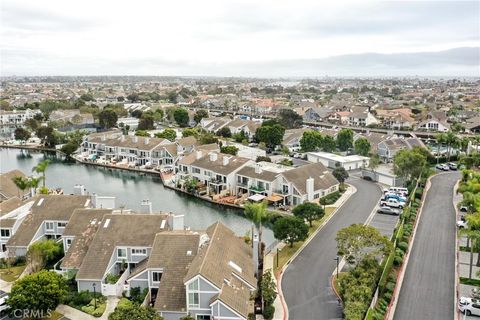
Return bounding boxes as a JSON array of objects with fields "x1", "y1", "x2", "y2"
[
  {"x1": 380, "y1": 198, "x2": 404, "y2": 209},
  {"x1": 459, "y1": 297, "x2": 480, "y2": 316},
  {"x1": 457, "y1": 220, "x2": 468, "y2": 229}
]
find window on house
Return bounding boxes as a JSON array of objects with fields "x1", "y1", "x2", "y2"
[
  {"x1": 117, "y1": 248, "x2": 127, "y2": 258},
  {"x1": 188, "y1": 292, "x2": 199, "y2": 308},
  {"x1": 192, "y1": 168, "x2": 200, "y2": 174},
  {"x1": 188, "y1": 279, "x2": 199, "y2": 290},
  {"x1": 197, "y1": 315, "x2": 211, "y2": 320},
  {"x1": 314, "y1": 193, "x2": 320, "y2": 199},
  {"x1": 152, "y1": 271, "x2": 162, "y2": 282},
  {"x1": 57, "y1": 222, "x2": 67, "y2": 228},
  {"x1": 132, "y1": 248, "x2": 147, "y2": 255},
  {"x1": 0, "y1": 229, "x2": 10, "y2": 237},
  {"x1": 45, "y1": 222, "x2": 54, "y2": 231},
  {"x1": 1, "y1": 244, "x2": 6, "y2": 252},
  {"x1": 265, "y1": 183, "x2": 270, "y2": 191}
]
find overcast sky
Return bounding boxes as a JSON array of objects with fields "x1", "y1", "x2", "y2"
[{"x1": 1, "y1": 0, "x2": 479, "y2": 76}]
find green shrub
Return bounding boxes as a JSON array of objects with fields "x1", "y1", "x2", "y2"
[
  {"x1": 66, "y1": 291, "x2": 94, "y2": 308},
  {"x1": 117, "y1": 298, "x2": 132, "y2": 309},
  {"x1": 393, "y1": 255, "x2": 403, "y2": 266},
  {"x1": 319, "y1": 191, "x2": 341, "y2": 205},
  {"x1": 397, "y1": 242, "x2": 408, "y2": 252},
  {"x1": 383, "y1": 292, "x2": 392, "y2": 301},
  {"x1": 105, "y1": 273, "x2": 120, "y2": 284},
  {"x1": 263, "y1": 305, "x2": 275, "y2": 320}
]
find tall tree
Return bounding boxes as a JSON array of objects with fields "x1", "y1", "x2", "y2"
[
  {"x1": 32, "y1": 160, "x2": 50, "y2": 188},
  {"x1": 217, "y1": 126, "x2": 232, "y2": 138},
  {"x1": 138, "y1": 113, "x2": 155, "y2": 130},
  {"x1": 193, "y1": 110, "x2": 209, "y2": 124},
  {"x1": 393, "y1": 148, "x2": 427, "y2": 181},
  {"x1": 300, "y1": 131, "x2": 323, "y2": 152},
  {"x1": 35, "y1": 126, "x2": 56, "y2": 147},
  {"x1": 336, "y1": 129, "x2": 354, "y2": 151},
  {"x1": 12, "y1": 176, "x2": 29, "y2": 198},
  {"x1": 435, "y1": 132, "x2": 446, "y2": 163},
  {"x1": 292, "y1": 202, "x2": 325, "y2": 227},
  {"x1": 368, "y1": 154, "x2": 381, "y2": 172},
  {"x1": 14, "y1": 127, "x2": 31, "y2": 142},
  {"x1": 273, "y1": 216, "x2": 309, "y2": 247},
  {"x1": 255, "y1": 124, "x2": 285, "y2": 149},
  {"x1": 321, "y1": 135, "x2": 337, "y2": 152},
  {"x1": 244, "y1": 201, "x2": 267, "y2": 261},
  {"x1": 98, "y1": 109, "x2": 118, "y2": 129},
  {"x1": 173, "y1": 108, "x2": 189, "y2": 127},
  {"x1": 336, "y1": 224, "x2": 392, "y2": 266},
  {"x1": 445, "y1": 131, "x2": 459, "y2": 161},
  {"x1": 354, "y1": 138, "x2": 371, "y2": 156},
  {"x1": 332, "y1": 164, "x2": 349, "y2": 188},
  {"x1": 276, "y1": 109, "x2": 303, "y2": 129}
]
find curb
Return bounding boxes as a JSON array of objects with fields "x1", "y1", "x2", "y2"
[
  {"x1": 277, "y1": 184, "x2": 358, "y2": 320},
  {"x1": 386, "y1": 176, "x2": 432, "y2": 320},
  {"x1": 453, "y1": 180, "x2": 461, "y2": 320}
]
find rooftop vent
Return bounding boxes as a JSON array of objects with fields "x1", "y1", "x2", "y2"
[
  {"x1": 187, "y1": 250, "x2": 192, "y2": 256},
  {"x1": 103, "y1": 218, "x2": 111, "y2": 228},
  {"x1": 228, "y1": 261, "x2": 242, "y2": 274}
]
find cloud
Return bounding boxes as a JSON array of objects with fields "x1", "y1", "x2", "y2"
[{"x1": 0, "y1": 0, "x2": 478, "y2": 75}]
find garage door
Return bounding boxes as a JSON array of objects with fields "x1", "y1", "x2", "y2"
[{"x1": 377, "y1": 173, "x2": 394, "y2": 186}]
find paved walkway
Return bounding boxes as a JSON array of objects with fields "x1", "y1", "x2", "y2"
[
  {"x1": 264, "y1": 242, "x2": 287, "y2": 320},
  {"x1": 56, "y1": 305, "x2": 96, "y2": 320}
]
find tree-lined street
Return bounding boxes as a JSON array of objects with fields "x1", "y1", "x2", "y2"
[{"x1": 282, "y1": 178, "x2": 382, "y2": 320}]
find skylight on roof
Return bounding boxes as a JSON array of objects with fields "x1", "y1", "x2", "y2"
[
  {"x1": 160, "y1": 220, "x2": 166, "y2": 229},
  {"x1": 37, "y1": 198, "x2": 44, "y2": 206},
  {"x1": 228, "y1": 261, "x2": 242, "y2": 274},
  {"x1": 84, "y1": 199, "x2": 90, "y2": 207},
  {"x1": 103, "y1": 218, "x2": 110, "y2": 228}
]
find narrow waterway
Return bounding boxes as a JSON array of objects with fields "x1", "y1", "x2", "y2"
[{"x1": 0, "y1": 148, "x2": 274, "y2": 245}]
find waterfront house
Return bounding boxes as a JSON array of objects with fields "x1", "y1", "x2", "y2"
[
  {"x1": 416, "y1": 111, "x2": 450, "y2": 132},
  {"x1": 0, "y1": 197, "x2": 34, "y2": 258},
  {"x1": 278, "y1": 163, "x2": 339, "y2": 206},
  {"x1": 6, "y1": 195, "x2": 93, "y2": 257},
  {"x1": 0, "y1": 109, "x2": 40, "y2": 125},
  {"x1": 73, "y1": 213, "x2": 174, "y2": 296},
  {"x1": 235, "y1": 162, "x2": 292, "y2": 198},
  {"x1": 181, "y1": 151, "x2": 252, "y2": 196}
]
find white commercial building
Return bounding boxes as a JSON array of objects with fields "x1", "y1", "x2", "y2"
[{"x1": 307, "y1": 151, "x2": 369, "y2": 171}]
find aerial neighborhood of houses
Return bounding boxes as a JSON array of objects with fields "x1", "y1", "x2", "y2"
[{"x1": 0, "y1": 76, "x2": 479, "y2": 320}]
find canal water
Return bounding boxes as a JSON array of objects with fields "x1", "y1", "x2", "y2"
[{"x1": 0, "y1": 148, "x2": 274, "y2": 245}]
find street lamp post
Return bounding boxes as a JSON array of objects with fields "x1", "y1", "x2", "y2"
[
  {"x1": 334, "y1": 256, "x2": 340, "y2": 279},
  {"x1": 92, "y1": 283, "x2": 97, "y2": 310}
]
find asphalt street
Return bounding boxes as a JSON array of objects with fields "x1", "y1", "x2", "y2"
[
  {"x1": 394, "y1": 172, "x2": 460, "y2": 320},
  {"x1": 282, "y1": 177, "x2": 382, "y2": 320}
]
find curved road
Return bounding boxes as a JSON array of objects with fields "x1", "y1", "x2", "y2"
[
  {"x1": 282, "y1": 178, "x2": 382, "y2": 320},
  {"x1": 394, "y1": 172, "x2": 460, "y2": 320}
]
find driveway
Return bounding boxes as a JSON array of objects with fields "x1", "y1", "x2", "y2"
[
  {"x1": 394, "y1": 172, "x2": 460, "y2": 320},
  {"x1": 282, "y1": 178, "x2": 382, "y2": 320}
]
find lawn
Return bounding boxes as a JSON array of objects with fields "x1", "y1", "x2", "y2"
[
  {"x1": 273, "y1": 206, "x2": 337, "y2": 274},
  {"x1": 0, "y1": 265, "x2": 26, "y2": 282}
]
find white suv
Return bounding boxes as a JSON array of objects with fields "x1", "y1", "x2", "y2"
[{"x1": 459, "y1": 297, "x2": 480, "y2": 316}]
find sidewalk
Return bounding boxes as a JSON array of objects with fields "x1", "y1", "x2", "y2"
[
  {"x1": 56, "y1": 296, "x2": 119, "y2": 320},
  {"x1": 264, "y1": 242, "x2": 287, "y2": 320}
]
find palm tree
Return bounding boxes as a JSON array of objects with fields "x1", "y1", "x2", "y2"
[
  {"x1": 11, "y1": 176, "x2": 29, "y2": 199},
  {"x1": 244, "y1": 201, "x2": 267, "y2": 267},
  {"x1": 435, "y1": 133, "x2": 446, "y2": 164},
  {"x1": 462, "y1": 213, "x2": 480, "y2": 278},
  {"x1": 27, "y1": 176, "x2": 42, "y2": 197},
  {"x1": 32, "y1": 160, "x2": 50, "y2": 188},
  {"x1": 445, "y1": 131, "x2": 459, "y2": 162}
]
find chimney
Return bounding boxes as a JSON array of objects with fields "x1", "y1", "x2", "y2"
[
  {"x1": 209, "y1": 152, "x2": 218, "y2": 162},
  {"x1": 73, "y1": 184, "x2": 86, "y2": 195},
  {"x1": 196, "y1": 150, "x2": 203, "y2": 160},
  {"x1": 177, "y1": 144, "x2": 183, "y2": 155},
  {"x1": 145, "y1": 137, "x2": 150, "y2": 144},
  {"x1": 168, "y1": 213, "x2": 185, "y2": 230},
  {"x1": 255, "y1": 164, "x2": 262, "y2": 174},
  {"x1": 140, "y1": 199, "x2": 152, "y2": 214},
  {"x1": 132, "y1": 136, "x2": 138, "y2": 143},
  {"x1": 252, "y1": 233, "x2": 259, "y2": 277},
  {"x1": 306, "y1": 177, "x2": 314, "y2": 202},
  {"x1": 120, "y1": 135, "x2": 125, "y2": 142},
  {"x1": 223, "y1": 156, "x2": 230, "y2": 166}
]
